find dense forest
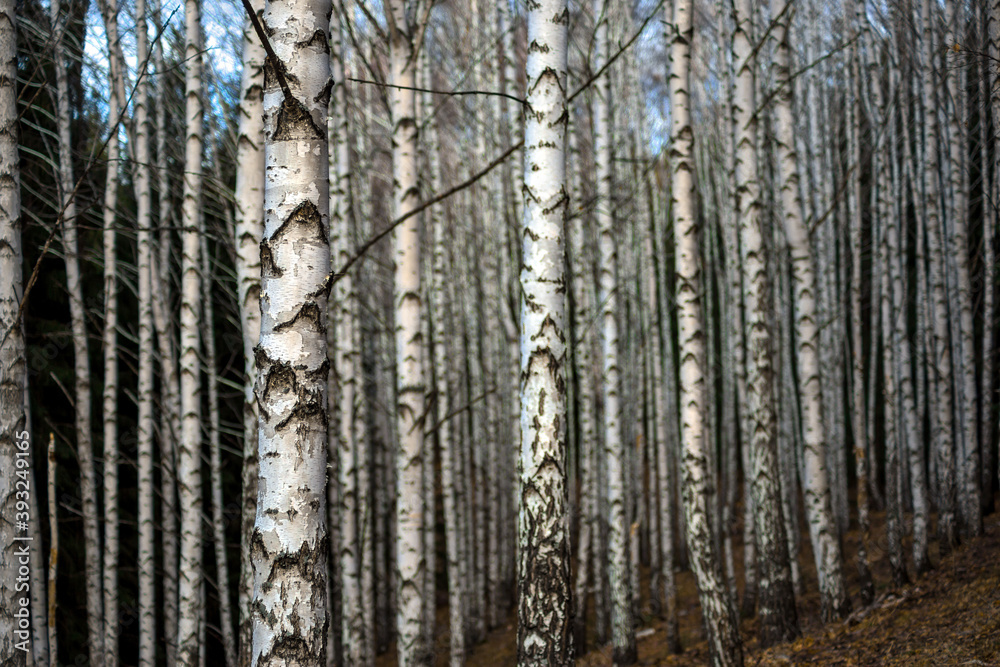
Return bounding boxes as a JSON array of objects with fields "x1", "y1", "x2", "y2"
[{"x1": 0, "y1": 0, "x2": 998, "y2": 665}]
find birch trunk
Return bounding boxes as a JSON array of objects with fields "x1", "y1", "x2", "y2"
[
  {"x1": 52, "y1": 0, "x2": 104, "y2": 657},
  {"x1": 921, "y1": 0, "x2": 958, "y2": 554},
  {"x1": 177, "y1": 0, "x2": 205, "y2": 660},
  {"x1": 772, "y1": 0, "x2": 850, "y2": 621},
  {"x1": 386, "y1": 1, "x2": 428, "y2": 662},
  {"x1": 250, "y1": 0, "x2": 332, "y2": 659},
  {"x1": 569, "y1": 110, "x2": 596, "y2": 656},
  {"x1": 593, "y1": 2, "x2": 635, "y2": 661},
  {"x1": 518, "y1": 0, "x2": 571, "y2": 661},
  {"x1": 0, "y1": 0, "x2": 26, "y2": 658},
  {"x1": 733, "y1": 0, "x2": 798, "y2": 646},
  {"x1": 233, "y1": 0, "x2": 265, "y2": 662},
  {"x1": 426, "y1": 52, "x2": 464, "y2": 667},
  {"x1": 846, "y1": 13, "x2": 874, "y2": 603},
  {"x1": 99, "y1": 0, "x2": 123, "y2": 659},
  {"x1": 674, "y1": 0, "x2": 743, "y2": 664},
  {"x1": 133, "y1": 0, "x2": 157, "y2": 660},
  {"x1": 944, "y1": 0, "x2": 982, "y2": 540}
]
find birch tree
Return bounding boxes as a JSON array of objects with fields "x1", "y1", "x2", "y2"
[
  {"x1": 51, "y1": 0, "x2": 104, "y2": 657},
  {"x1": 176, "y1": 0, "x2": 205, "y2": 661},
  {"x1": 593, "y1": 1, "x2": 636, "y2": 661},
  {"x1": 518, "y1": 0, "x2": 571, "y2": 662},
  {"x1": 233, "y1": 0, "x2": 265, "y2": 661},
  {"x1": 672, "y1": 0, "x2": 742, "y2": 664},
  {"x1": 772, "y1": 0, "x2": 850, "y2": 622},
  {"x1": 99, "y1": 0, "x2": 124, "y2": 660},
  {"x1": 250, "y1": 0, "x2": 332, "y2": 660},
  {"x1": 733, "y1": 0, "x2": 799, "y2": 645},
  {"x1": 385, "y1": 0, "x2": 430, "y2": 661},
  {"x1": 0, "y1": 0, "x2": 25, "y2": 659},
  {"x1": 132, "y1": 0, "x2": 157, "y2": 660}
]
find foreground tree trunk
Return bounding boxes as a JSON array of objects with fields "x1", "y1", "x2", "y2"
[
  {"x1": 517, "y1": 0, "x2": 571, "y2": 663},
  {"x1": 672, "y1": 0, "x2": 743, "y2": 665},
  {"x1": 250, "y1": 0, "x2": 332, "y2": 661},
  {"x1": 0, "y1": 0, "x2": 26, "y2": 660}
]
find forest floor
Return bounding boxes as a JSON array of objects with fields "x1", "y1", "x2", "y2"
[{"x1": 450, "y1": 501, "x2": 1000, "y2": 666}]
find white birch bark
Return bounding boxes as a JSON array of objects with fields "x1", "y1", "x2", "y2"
[
  {"x1": 733, "y1": 0, "x2": 798, "y2": 646},
  {"x1": 518, "y1": 0, "x2": 571, "y2": 662},
  {"x1": 0, "y1": 0, "x2": 26, "y2": 658},
  {"x1": 593, "y1": 2, "x2": 635, "y2": 661},
  {"x1": 386, "y1": 1, "x2": 428, "y2": 662},
  {"x1": 51, "y1": 0, "x2": 104, "y2": 657},
  {"x1": 921, "y1": 0, "x2": 958, "y2": 554},
  {"x1": 250, "y1": 0, "x2": 332, "y2": 660},
  {"x1": 846, "y1": 11, "x2": 874, "y2": 603},
  {"x1": 772, "y1": 0, "x2": 850, "y2": 621},
  {"x1": 888, "y1": 24, "x2": 931, "y2": 575},
  {"x1": 674, "y1": 0, "x2": 742, "y2": 664},
  {"x1": 944, "y1": 0, "x2": 982, "y2": 540},
  {"x1": 233, "y1": 1, "x2": 265, "y2": 663},
  {"x1": 149, "y1": 4, "x2": 180, "y2": 648},
  {"x1": 425, "y1": 49, "x2": 464, "y2": 667},
  {"x1": 568, "y1": 110, "x2": 595, "y2": 656},
  {"x1": 132, "y1": 0, "x2": 157, "y2": 660},
  {"x1": 645, "y1": 176, "x2": 680, "y2": 653},
  {"x1": 99, "y1": 0, "x2": 123, "y2": 660},
  {"x1": 177, "y1": 0, "x2": 205, "y2": 661}
]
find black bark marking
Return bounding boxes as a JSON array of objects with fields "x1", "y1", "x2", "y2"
[
  {"x1": 260, "y1": 241, "x2": 282, "y2": 278},
  {"x1": 273, "y1": 301, "x2": 324, "y2": 335},
  {"x1": 271, "y1": 199, "x2": 327, "y2": 247},
  {"x1": 314, "y1": 78, "x2": 333, "y2": 107},
  {"x1": 273, "y1": 97, "x2": 324, "y2": 141}
]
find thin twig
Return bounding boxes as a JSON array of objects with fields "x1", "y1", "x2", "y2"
[{"x1": 347, "y1": 77, "x2": 527, "y2": 106}]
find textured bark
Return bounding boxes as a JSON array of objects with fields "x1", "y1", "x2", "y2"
[
  {"x1": 646, "y1": 183, "x2": 680, "y2": 654},
  {"x1": 233, "y1": 2, "x2": 265, "y2": 663},
  {"x1": 733, "y1": 0, "x2": 798, "y2": 647},
  {"x1": 569, "y1": 110, "x2": 596, "y2": 657},
  {"x1": 52, "y1": 0, "x2": 104, "y2": 658},
  {"x1": 846, "y1": 10, "x2": 874, "y2": 604},
  {"x1": 386, "y1": 0, "x2": 428, "y2": 662},
  {"x1": 921, "y1": 0, "x2": 958, "y2": 555},
  {"x1": 593, "y1": 2, "x2": 635, "y2": 662},
  {"x1": 98, "y1": 0, "x2": 123, "y2": 660},
  {"x1": 176, "y1": 0, "x2": 205, "y2": 661},
  {"x1": 772, "y1": 0, "x2": 850, "y2": 622},
  {"x1": 132, "y1": 0, "x2": 157, "y2": 661},
  {"x1": 0, "y1": 0, "x2": 26, "y2": 659},
  {"x1": 888, "y1": 21, "x2": 931, "y2": 576},
  {"x1": 517, "y1": 0, "x2": 571, "y2": 663},
  {"x1": 422, "y1": 40, "x2": 464, "y2": 667},
  {"x1": 148, "y1": 3, "x2": 180, "y2": 655},
  {"x1": 673, "y1": 0, "x2": 743, "y2": 664},
  {"x1": 250, "y1": 0, "x2": 332, "y2": 661}
]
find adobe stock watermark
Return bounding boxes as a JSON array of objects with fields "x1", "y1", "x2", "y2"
[{"x1": 11, "y1": 427, "x2": 33, "y2": 654}]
